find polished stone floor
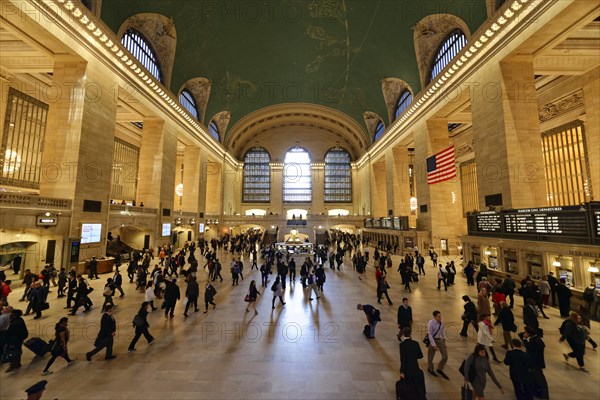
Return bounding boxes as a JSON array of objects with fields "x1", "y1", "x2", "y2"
[{"x1": 1, "y1": 248, "x2": 598, "y2": 399}]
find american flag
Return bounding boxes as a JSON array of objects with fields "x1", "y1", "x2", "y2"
[{"x1": 426, "y1": 146, "x2": 456, "y2": 184}]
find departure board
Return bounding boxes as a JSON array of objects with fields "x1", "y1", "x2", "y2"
[
  {"x1": 503, "y1": 207, "x2": 588, "y2": 236},
  {"x1": 474, "y1": 212, "x2": 502, "y2": 232},
  {"x1": 594, "y1": 210, "x2": 600, "y2": 237}
]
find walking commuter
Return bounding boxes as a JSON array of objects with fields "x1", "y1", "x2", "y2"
[
  {"x1": 494, "y1": 302, "x2": 516, "y2": 349},
  {"x1": 460, "y1": 295, "x2": 479, "y2": 337},
  {"x1": 245, "y1": 280, "x2": 260, "y2": 315},
  {"x1": 377, "y1": 276, "x2": 393, "y2": 305},
  {"x1": 477, "y1": 314, "x2": 501, "y2": 363},
  {"x1": 397, "y1": 298, "x2": 413, "y2": 331},
  {"x1": 271, "y1": 276, "x2": 285, "y2": 308},
  {"x1": 560, "y1": 312, "x2": 587, "y2": 371},
  {"x1": 519, "y1": 326, "x2": 549, "y2": 399},
  {"x1": 204, "y1": 281, "x2": 217, "y2": 313},
  {"x1": 42, "y1": 317, "x2": 75, "y2": 375},
  {"x1": 436, "y1": 264, "x2": 447, "y2": 291},
  {"x1": 128, "y1": 302, "x2": 155, "y2": 352},
  {"x1": 504, "y1": 339, "x2": 534, "y2": 400},
  {"x1": 398, "y1": 327, "x2": 426, "y2": 400},
  {"x1": 556, "y1": 278, "x2": 573, "y2": 317},
  {"x1": 426, "y1": 310, "x2": 449, "y2": 379},
  {"x1": 463, "y1": 344, "x2": 504, "y2": 400},
  {"x1": 163, "y1": 279, "x2": 180, "y2": 319},
  {"x1": 183, "y1": 275, "x2": 199, "y2": 317},
  {"x1": 86, "y1": 305, "x2": 117, "y2": 361}
]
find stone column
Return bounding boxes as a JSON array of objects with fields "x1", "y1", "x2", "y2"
[
  {"x1": 414, "y1": 119, "x2": 464, "y2": 253},
  {"x1": 371, "y1": 160, "x2": 387, "y2": 217},
  {"x1": 181, "y1": 145, "x2": 202, "y2": 213},
  {"x1": 386, "y1": 146, "x2": 412, "y2": 217},
  {"x1": 136, "y1": 118, "x2": 177, "y2": 212},
  {"x1": 582, "y1": 67, "x2": 599, "y2": 200},
  {"x1": 311, "y1": 163, "x2": 324, "y2": 214},
  {"x1": 471, "y1": 60, "x2": 547, "y2": 209},
  {"x1": 39, "y1": 58, "x2": 117, "y2": 258},
  {"x1": 270, "y1": 163, "x2": 283, "y2": 215},
  {"x1": 204, "y1": 157, "x2": 222, "y2": 215}
]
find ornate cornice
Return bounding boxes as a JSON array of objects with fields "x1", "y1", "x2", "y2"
[
  {"x1": 455, "y1": 140, "x2": 475, "y2": 158},
  {"x1": 538, "y1": 90, "x2": 584, "y2": 123}
]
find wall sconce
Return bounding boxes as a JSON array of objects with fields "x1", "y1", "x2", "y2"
[
  {"x1": 552, "y1": 256, "x2": 562, "y2": 267},
  {"x1": 588, "y1": 259, "x2": 599, "y2": 273},
  {"x1": 485, "y1": 250, "x2": 492, "y2": 256}
]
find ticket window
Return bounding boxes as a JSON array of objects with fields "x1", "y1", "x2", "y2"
[
  {"x1": 593, "y1": 274, "x2": 600, "y2": 289},
  {"x1": 554, "y1": 257, "x2": 574, "y2": 287},
  {"x1": 526, "y1": 254, "x2": 543, "y2": 280},
  {"x1": 485, "y1": 247, "x2": 498, "y2": 270},
  {"x1": 504, "y1": 250, "x2": 518, "y2": 274}
]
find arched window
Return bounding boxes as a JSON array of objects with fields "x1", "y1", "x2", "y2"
[
  {"x1": 324, "y1": 148, "x2": 352, "y2": 203},
  {"x1": 283, "y1": 147, "x2": 311, "y2": 203},
  {"x1": 374, "y1": 120, "x2": 385, "y2": 141},
  {"x1": 429, "y1": 29, "x2": 467, "y2": 83},
  {"x1": 243, "y1": 147, "x2": 271, "y2": 203},
  {"x1": 394, "y1": 89, "x2": 413, "y2": 120},
  {"x1": 121, "y1": 28, "x2": 163, "y2": 83},
  {"x1": 179, "y1": 89, "x2": 199, "y2": 120},
  {"x1": 209, "y1": 120, "x2": 219, "y2": 141}
]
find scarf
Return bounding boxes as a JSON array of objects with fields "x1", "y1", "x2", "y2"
[{"x1": 483, "y1": 318, "x2": 494, "y2": 333}]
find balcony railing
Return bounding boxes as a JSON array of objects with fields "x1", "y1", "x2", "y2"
[
  {"x1": 0, "y1": 193, "x2": 72, "y2": 210},
  {"x1": 109, "y1": 204, "x2": 158, "y2": 215}
]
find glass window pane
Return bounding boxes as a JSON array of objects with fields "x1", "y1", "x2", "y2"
[
  {"x1": 429, "y1": 30, "x2": 467, "y2": 83},
  {"x1": 324, "y1": 148, "x2": 352, "y2": 203},
  {"x1": 121, "y1": 28, "x2": 163, "y2": 83},
  {"x1": 243, "y1": 147, "x2": 271, "y2": 203},
  {"x1": 284, "y1": 148, "x2": 312, "y2": 202}
]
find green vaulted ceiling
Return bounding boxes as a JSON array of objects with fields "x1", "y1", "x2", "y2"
[{"x1": 100, "y1": 0, "x2": 487, "y2": 138}]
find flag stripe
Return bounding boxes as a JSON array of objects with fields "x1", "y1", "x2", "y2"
[{"x1": 427, "y1": 145, "x2": 456, "y2": 185}]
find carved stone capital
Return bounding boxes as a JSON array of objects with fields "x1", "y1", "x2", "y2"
[{"x1": 538, "y1": 90, "x2": 584, "y2": 123}]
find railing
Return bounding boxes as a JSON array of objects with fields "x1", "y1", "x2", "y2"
[
  {"x1": 174, "y1": 211, "x2": 197, "y2": 218},
  {"x1": 109, "y1": 204, "x2": 158, "y2": 215},
  {"x1": 0, "y1": 193, "x2": 71, "y2": 209}
]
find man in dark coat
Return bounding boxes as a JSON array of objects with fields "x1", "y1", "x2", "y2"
[
  {"x1": 503, "y1": 274, "x2": 516, "y2": 308},
  {"x1": 523, "y1": 298, "x2": 539, "y2": 333},
  {"x1": 397, "y1": 298, "x2": 413, "y2": 331},
  {"x1": 399, "y1": 327, "x2": 426, "y2": 400},
  {"x1": 86, "y1": 305, "x2": 116, "y2": 361},
  {"x1": 547, "y1": 272, "x2": 558, "y2": 307},
  {"x1": 11, "y1": 254, "x2": 22, "y2": 276},
  {"x1": 504, "y1": 339, "x2": 534, "y2": 400},
  {"x1": 520, "y1": 327, "x2": 549, "y2": 399},
  {"x1": 556, "y1": 278, "x2": 572, "y2": 317},
  {"x1": 183, "y1": 276, "x2": 199, "y2": 317},
  {"x1": 19, "y1": 269, "x2": 37, "y2": 301},
  {"x1": 5, "y1": 309, "x2": 28, "y2": 372},
  {"x1": 163, "y1": 279, "x2": 180, "y2": 318},
  {"x1": 460, "y1": 295, "x2": 479, "y2": 336}
]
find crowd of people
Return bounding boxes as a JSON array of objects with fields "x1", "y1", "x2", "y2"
[{"x1": 0, "y1": 232, "x2": 598, "y2": 400}]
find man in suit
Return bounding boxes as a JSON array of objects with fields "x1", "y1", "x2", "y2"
[
  {"x1": 86, "y1": 305, "x2": 116, "y2": 361},
  {"x1": 504, "y1": 339, "x2": 534, "y2": 400},
  {"x1": 397, "y1": 298, "x2": 413, "y2": 331},
  {"x1": 88, "y1": 257, "x2": 99, "y2": 280},
  {"x1": 113, "y1": 270, "x2": 124, "y2": 297},
  {"x1": 520, "y1": 327, "x2": 549, "y2": 399},
  {"x1": 523, "y1": 298, "x2": 539, "y2": 333},
  {"x1": 399, "y1": 327, "x2": 426, "y2": 400}
]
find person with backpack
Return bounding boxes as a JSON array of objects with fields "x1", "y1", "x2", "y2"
[
  {"x1": 357, "y1": 303, "x2": 380, "y2": 339},
  {"x1": 462, "y1": 344, "x2": 504, "y2": 400},
  {"x1": 271, "y1": 276, "x2": 285, "y2": 309},
  {"x1": 128, "y1": 302, "x2": 155, "y2": 352},
  {"x1": 560, "y1": 312, "x2": 587, "y2": 371}
]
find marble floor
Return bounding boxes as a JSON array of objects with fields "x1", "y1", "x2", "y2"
[{"x1": 1, "y1": 248, "x2": 598, "y2": 400}]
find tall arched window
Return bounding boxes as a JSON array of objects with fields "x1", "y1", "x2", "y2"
[
  {"x1": 179, "y1": 89, "x2": 199, "y2": 120},
  {"x1": 121, "y1": 28, "x2": 163, "y2": 83},
  {"x1": 243, "y1": 147, "x2": 271, "y2": 203},
  {"x1": 283, "y1": 147, "x2": 311, "y2": 203},
  {"x1": 429, "y1": 29, "x2": 467, "y2": 83},
  {"x1": 324, "y1": 148, "x2": 352, "y2": 203},
  {"x1": 374, "y1": 120, "x2": 385, "y2": 141},
  {"x1": 394, "y1": 89, "x2": 413, "y2": 120},
  {"x1": 209, "y1": 120, "x2": 219, "y2": 141}
]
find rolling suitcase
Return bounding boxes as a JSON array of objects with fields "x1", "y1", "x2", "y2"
[{"x1": 24, "y1": 337, "x2": 49, "y2": 357}]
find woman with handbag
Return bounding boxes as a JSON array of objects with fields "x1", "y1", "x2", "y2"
[
  {"x1": 463, "y1": 344, "x2": 504, "y2": 400},
  {"x1": 245, "y1": 280, "x2": 261, "y2": 315},
  {"x1": 128, "y1": 302, "x2": 155, "y2": 352},
  {"x1": 42, "y1": 317, "x2": 74, "y2": 375}
]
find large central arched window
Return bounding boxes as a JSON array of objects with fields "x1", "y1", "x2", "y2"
[
  {"x1": 283, "y1": 147, "x2": 311, "y2": 203},
  {"x1": 121, "y1": 28, "x2": 163, "y2": 83},
  {"x1": 394, "y1": 89, "x2": 413, "y2": 120},
  {"x1": 243, "y1": 147, "x2": 271, "y2": 203},
  {"x1": 324, "y1": 148, "x2": 352, "y2": 203},
  {"x1": 429, "y1": 29, "x2": 466, "y2": 83},
  {"x1": 179, "y1": 89, "x2": 199, "y2": 120}
]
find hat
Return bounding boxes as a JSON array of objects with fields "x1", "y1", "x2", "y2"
[
  {"x1": 25, "y1": 380, "x2": 47, "y2": 395},
  {"x1": 172, "y1": 278, "x2": 177, "y2": 283}
]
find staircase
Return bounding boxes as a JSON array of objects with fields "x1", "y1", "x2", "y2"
[{"x1": 106, "y1": 240, "x2": 138, "y2": 257}]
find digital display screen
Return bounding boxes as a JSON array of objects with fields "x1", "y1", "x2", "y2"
[
  {"x1": 474, "y1": 212, "x2": 502, "y2": 233},
  {"x1": 161, "y1": 223, "x2": 171, "y2": 237},
  {"x1": 199, "y1": 223, "x2": 205, "y2": 233},
  {"x1": 81, "y1": 223, "x2": 102, "y2": 244}
]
